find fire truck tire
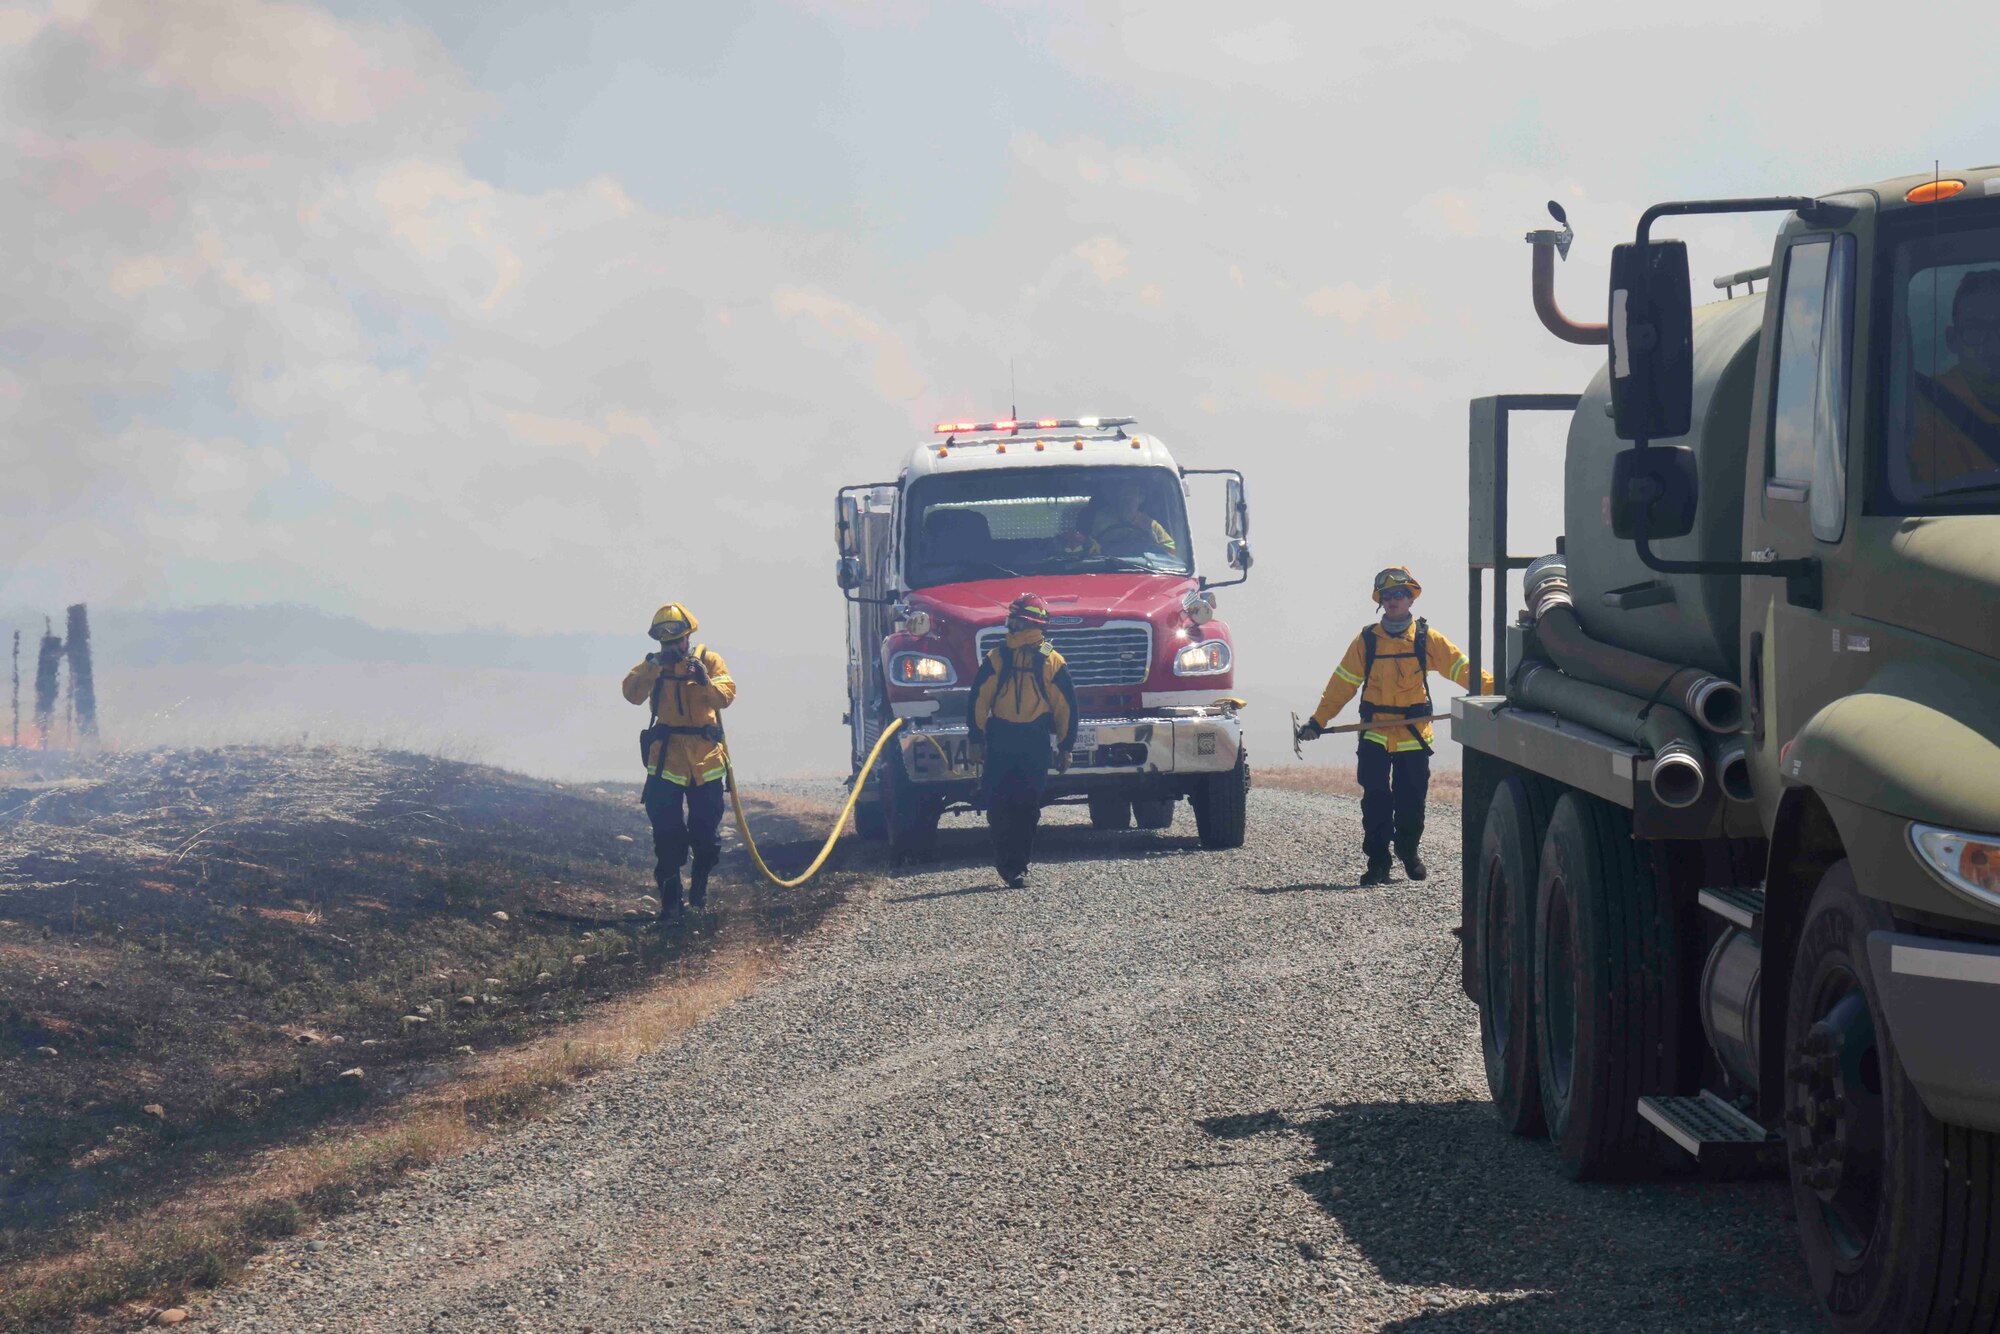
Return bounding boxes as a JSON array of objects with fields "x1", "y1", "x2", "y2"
[
  {"x1": 883, "y1": 760, "x2": 939, "y2": 863},
  {"x1": 1474, "y1": 774, "x2": 1557, "y2": 1137},
  {"x1": 852, "y1": 786, "x2": 888, "y2": 841},
  {"x1": 1531, "y1": 791, "x2": 1686, "y2": 1180},
  {"x1": 1088, "y1": 796, "x2": 1133, "y2": 830},
  {"x1": 1193, "y1": 755, "x2": 1249, "y2": 850},
  {"x1": 1785, "y1": 860, "x2": 2000, "y2": 1334},
  {"x1": 1132, "y1": 798, "x2": 1175, "y2": 830}
]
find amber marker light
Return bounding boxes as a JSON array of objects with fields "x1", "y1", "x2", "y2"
[
  {"x1": 1907, "y1": 179, "x2": 1967, "y2": 203},
  {"x1": 1073, "y1": 440, "x2": 1085, "y2": 450}
]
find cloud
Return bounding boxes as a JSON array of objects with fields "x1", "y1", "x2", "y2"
[
  {"x1": 1010, "y1": 132, "x2": 1199, "y2": 201},
  {"x1": 1072, "y1": 235, "x2": 1130, "y2": 283},
  {"x1": 771, "y1": 287, "x2": 927, "y2": 402},
  {"x1": 1301, "y1": 282, "x2": 1428, "y2": 341}
]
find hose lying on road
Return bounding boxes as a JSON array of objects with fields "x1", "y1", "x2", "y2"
[
  {"x1": 1512, "y1": 661, "x2": 1708, "y2": 809},
  {"x1": 1523, "y1": 555, "x2": 1743, "y2": 733},
  {"x1": 720, "y1": 717, "x2": 904, "y2": 890}
]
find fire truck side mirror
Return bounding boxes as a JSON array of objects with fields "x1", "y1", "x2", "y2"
[
  {"x1": 834, "y1": 495, "x2": 863, "y2": 559},
  {"x1": 1607, "y1": 238, "x2": 1693, "y2": 441},
  {"x1": 1225, "y1": 477, "x2": 1249, "y2": 539},
  {"x1": 1226, "y1": 539, "x2": 1254, "y2": 572},
  {"x1": 835, "y1": 556, "x2": 863, "y2": 591}
]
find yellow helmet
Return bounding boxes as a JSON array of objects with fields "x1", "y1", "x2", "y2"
[
  {"x1": 649, "y1": 602, "x2": 698, "y2": 642},
  {"x1": 1372, "y1": 566, "x2": 1422, "y2": 604}
]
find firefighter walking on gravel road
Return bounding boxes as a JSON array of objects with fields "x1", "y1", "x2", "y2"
[
  {"x1": 968, "y1": 593, "x2": 1079, "y2": 888},
  {"x1": 1296, "y1": 567, "x2": 1492, "y2": 887},
  {"x1": 623, "y1": 602, "x2": 736, "y2": 917}
]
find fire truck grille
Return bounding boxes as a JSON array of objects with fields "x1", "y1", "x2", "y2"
[{"x1": 976, "y1": 623, "x2": 1153, "y2": 688}]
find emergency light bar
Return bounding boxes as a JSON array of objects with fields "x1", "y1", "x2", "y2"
[{"x1": 933, "y1": 416, "x2": 1136, "y2": 434}]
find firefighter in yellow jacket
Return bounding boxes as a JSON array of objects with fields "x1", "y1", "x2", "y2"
[
  {"x1": 622, "y1": 603, "x2": 736, "y2": 915},
  {"x1": 1296, "y1": 568, "x2": 1493, "y2": 886},
  {"x1": 968, "y1": 593, "x2": 1079, "y2": 888}
]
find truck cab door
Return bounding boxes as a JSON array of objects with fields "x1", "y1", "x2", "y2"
[{"x1": 1743, "y1": 229, "x2": 1863, "y2": 818}]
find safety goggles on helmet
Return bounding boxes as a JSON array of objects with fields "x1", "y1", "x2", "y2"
[
  {"x1": 649, "y1": 602, "x2": 697, "y2": 641},
  {"x1": 1372, "y1": 567, "x2": 1421, "y2": 603},
  {"x1": 1005, "y1": 594, "x2": 1051, "y2": 630}
]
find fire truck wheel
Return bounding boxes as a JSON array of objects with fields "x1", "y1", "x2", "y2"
[
  {"x1": 883, "y1": 760, "x2": 940, "y2": 863},
  {"x1": 1531, "y1": 791, "x2": 1686, "y2": 1180},
  {"x1": 851, "y1": 786, "x2": 888, "y2": 841},
  {"x1": 1785, "y1": 860, "x2": 2000, "y2": 1334},
  {"x1": 1475, "y1": 774, "x2": 1557, "y2": 1137},
  {"x1": 1132, "y1": 798, "x2": 1175, "y2": 830},
  {"x1": 1088, "y1": 796, "x2": 1133, "y2": 830},
  {"x1": 1192, "y1": 755, "x2": 1249, "y2": 850}
]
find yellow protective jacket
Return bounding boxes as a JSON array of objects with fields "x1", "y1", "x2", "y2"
[
  {"x1": 1910, "y1": 366, "x2": 2000, "y2": 485},
  {"x1": 968, "y1": 629, "x2": 1078, "y2": 748},
  {"x1": 1085, "y1": 510, "x2": 1177, "y2": 554},
  {"x1": 622, "y1": 645, "x2": 736, "y2": 785},
  {"x1": 1311, "y1": 620, "x2": 1493, "y2": 753}
]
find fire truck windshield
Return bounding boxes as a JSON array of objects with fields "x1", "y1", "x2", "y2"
[
  {"x1": 1884, "y1": 211, "x2": 2000, "y2": 513},
  {"x1": 904, "y1": 466, "x2": 1193, "y2": 589}
]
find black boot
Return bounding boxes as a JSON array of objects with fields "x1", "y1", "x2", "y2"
[
  {"x1": 656, "y1": 867, "x2": 684, "y2": 918},
  {"x1": 1397, "y1": 840, "x2": 1428, "y2": 881},
  {"x1": 1358, "y1": 854, "x2": 1393, "y2": 888},
  {"x1": 687, "y1": 850, "x2": 717, "y2": 909}
]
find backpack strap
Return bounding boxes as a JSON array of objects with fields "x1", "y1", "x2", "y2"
[{"x1": 1358, "y1": 626, "x2": 1378, "y2": 722}]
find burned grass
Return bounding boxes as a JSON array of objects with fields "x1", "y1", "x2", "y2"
[{"x1": 0, "y1": 746, "x2": 865, "y2": 1329}]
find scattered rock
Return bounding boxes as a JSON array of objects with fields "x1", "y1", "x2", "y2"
[
  {"x1": 483, "y1": 978, "x2": 503, "y2": 986},
  {"x1": 307, "y1": 1239, "x2": 328, "y2": 1253},
  {"x1": 156, "y1": 1308, "x2": 189, "y2": 1325},
  {"x1": 294, "y1": 1030, "x2": 322, "y2": 1046},
  {"x1": 455, "y1": 1045, "x2": 475, "y2": 1056},
  {"x1": 34, "y1": 1045, "x2": 57, "y2": 1059},
  {"x1": 1297, "y1": 1241, "x2": 1327, "y2": 1262},
  {"x1": 360, "y1": 1039, "x2": 381, "y2": 1047},
  {"x1": 142, "y1": 1104, "x2": 166, "y2": 1119},
  {"x1": 456, "y1": 994, "x2": 478, "y2": 1008},
  {"x1": 535, "y1": 972, "x2": 553, "y2": 983},
  {"x1": 491, "y1": 910, "x2": 511, "y2": 923},
  {"x1": 401, "y1": 1015, "x2": 427, "y2": 1029},
  {"x1": 329, "y1": 1034, "x2": 345, "y2": 1043},
  {"x1": 615, "y1": 834, "x2": 635, "y2": 843},
  {"x1": 571, "y1": 954, "x2": 588, "y2": 967},
  {"x1": 416, "y1": 1003, "x2": 434, "y2": 1016},
  {"x1": 338, "y1": 1067, "x2": 365, "y2": 1083}
]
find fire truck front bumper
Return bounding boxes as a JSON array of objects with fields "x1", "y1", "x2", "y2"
[{"x1": 895, "y1": 706, "x2": 1244, "y2": 787}]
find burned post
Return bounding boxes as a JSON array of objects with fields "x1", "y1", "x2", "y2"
[
  {"x1": 65, "y1": 604, "x2": 98, "y2": 741},
  {"x1": 34, "y1": 619, "x2": 62, "y2": 750}
]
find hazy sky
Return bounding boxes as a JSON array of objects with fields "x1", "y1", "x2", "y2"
[{"x1": 7, "y1": 0, "x2": 1999, "y2": 771}]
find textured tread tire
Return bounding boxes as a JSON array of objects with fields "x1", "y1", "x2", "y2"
[
  {"x1": 1786, "y1": 861, "x2": 2000, "y2": 1334},
  {"x1": 1132, "y1": 798, "x2": 1175, "y2": 830},
  {"x1": 852, "y1": 782, "x2": 888, "y2": 841},
  {"x1": 1193, "y1": 756, "x2": 1249, "y2": 850},
  {"x1": 1475, "y1": 774, "x2": 1558, "y2": 1136},
  {"x1": 883, "y1": 757, "x2": 939, "y2": 863},
  {"x1": 1532, "y1": 791, "x2": 1688, "y2": 1179},
  {"x1": 1088, "y1": 796, "x2": 1133, "y2": 831}
]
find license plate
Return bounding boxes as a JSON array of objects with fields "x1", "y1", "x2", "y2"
[{"x1": 1073, "y1": 727, "x2": 1097, "y2": 752}]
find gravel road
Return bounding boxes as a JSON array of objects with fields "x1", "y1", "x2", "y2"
[{"x1": 202, "y1": 786, "x2": 1822, "y2": 1333}]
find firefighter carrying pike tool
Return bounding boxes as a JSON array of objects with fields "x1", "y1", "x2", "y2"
[
  {"x1": 623, "y1": 603, "x2": 737, "y2": 917},
  {"x1": 1294, "y1": 567, "x2": 1492, "y2": 887}
]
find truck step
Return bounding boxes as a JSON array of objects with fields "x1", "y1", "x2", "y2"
[
  {"x1": 1637, "y1": 1091, "x2": 1779, "y2": 1172},
  {"x1": 1697, "y1": 884, "x2": 1765, "y2": 932}
]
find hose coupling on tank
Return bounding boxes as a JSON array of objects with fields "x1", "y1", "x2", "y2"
[
  {"x1": 1523, "y1": 554, "x2": 1573, "y2": 621},
  {"x1": 1650, "y1": 740, "x2": 1707, "y2": 810}
]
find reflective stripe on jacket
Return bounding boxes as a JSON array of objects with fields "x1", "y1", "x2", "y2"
[
  {"x1": 968, "y1": 629, "x2": 1078, "y2": 751},
  {"x1": 1311, "y1": 622, "x2": 1492, "y2": 753},
  {"x1": 622, "y1": 646, "x2": 736, "y2": 785}
]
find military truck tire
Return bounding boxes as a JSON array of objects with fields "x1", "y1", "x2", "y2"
[
  {"x1": 1132, "y1": 798, "x2": 1175, "y2": 830},
  {"x1": 883, "y1": 758, "x2": 939, "y2": 863},
  {"x1": 1088, "y1": 796, "x2": 1133, "y2": 830},
  {"x1": 1532, "y1": 791, "x2": 1686, "y2": 1180},
  {"x1": 1785, "y1": 860, "x2": 2000, "y2": 1334},
  {"x1": 1475, "y1": 774, "x2": 1557, "y2": 1137},
  {"x1": 1193, "y1": 756, "x2": 1249, "y2": 850}
]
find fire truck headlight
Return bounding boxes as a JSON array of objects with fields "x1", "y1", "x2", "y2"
[
  {"x1": 891, "y1": 652, "x2": 957, "y2": 686},
  {"x1": 1173, "y1": 641, "x2": 1232, "y2": 676},
  {"x1": 1912, "y1": 823, "x2": 2000, "y2": 910}
]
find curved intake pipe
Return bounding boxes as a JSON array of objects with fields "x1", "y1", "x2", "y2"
[
  {"x1": 1706, "y1": 734, "x2": 1755, "y2": 804},
  {"x1": 1514, "y1": 661, "x2": 1708, "y2": 809},
  {"x1": 1530, "y1": 238, "x2": 1609, "y2": 346},
  {"x1": 1523, "y1": 556, "x2": 1744, "y2": 734}
]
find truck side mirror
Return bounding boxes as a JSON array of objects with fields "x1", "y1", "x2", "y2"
[
  {"x1": 1226, "y1": 539, "x2": 1254, "y2": 572},
  {"x1": 835, "y1": 495, "x2": 862, "y2": 559},
  {"x1": 1610, "y1": 445, "x2": 1699, "y2": 540},
  {"x1": 1225, "y1": 477, "x2": 1249, "y2": 539},
  {"x1": 1608, "y1": 239, "x2": 1693, "y2": 440},
  {"x1": 835, "y1": 556, "x2": 863, "y2": 590}
]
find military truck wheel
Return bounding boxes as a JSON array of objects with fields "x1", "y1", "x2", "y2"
[
  {"x1": 1475, "y1": 774, "x2": 1557, "y2": 1137},
  {"x1": 883, "y1": 758, "x2": 939, "y2": 863},
  {"x1": 1785, "y1": 860, "x2": 2000, "y2": 1334},
  {"x1": 1088, "y1": 796, "x2": 1133, "y2": 830},
  {"x1": 1132, "y1": 798, "x2": 1175, "y2": 830},
  {"x1": 1532, "y1": 791, "x2": 1688, "y2": 1179},
  {"x1": 1193, "y1": 755, "x2": 1249, "y2": 850}
]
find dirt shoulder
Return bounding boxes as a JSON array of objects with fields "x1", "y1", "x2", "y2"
[{"x1": 0, "y1": 746, "x2": 869, "y2": 1329}]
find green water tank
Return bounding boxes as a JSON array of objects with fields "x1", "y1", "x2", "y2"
[{"x1": 1561, "y1": 292, "x2": 1766, "y2": 679}]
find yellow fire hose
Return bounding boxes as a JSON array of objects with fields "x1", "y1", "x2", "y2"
[{"x1": 721, "y1": 717, "x2": 910, "y2": 889}]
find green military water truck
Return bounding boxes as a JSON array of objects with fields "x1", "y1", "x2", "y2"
[{"x1": 1457, "y1": 173, "x2": 2000, "y2": 1332}]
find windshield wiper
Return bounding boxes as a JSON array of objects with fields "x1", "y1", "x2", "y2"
[
  {"x1": 1924, "y1": 480, "x2": 2000, "y2": 500},
  {"x1": 915, "y1": 559, "x2": 1019, "y2": 580}
]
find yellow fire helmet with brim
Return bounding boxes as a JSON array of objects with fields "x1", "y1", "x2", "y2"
[
  {"x1": 649, "y1": 602, "x2": 698, "y2": 642},
  {"x1": 1371, "y1": 567, "x2": 1422, "y2": 605}
]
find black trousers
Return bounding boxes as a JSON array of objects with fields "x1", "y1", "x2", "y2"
[
  {"x1": 642, "y1": 775, "x2": 726, "y2": 885},
  {"x1": 982, "y1": 718, "x2": 1053, "y2": 879},
  {"x1": 1356, "y1": 738, "x2": 1430, "y2": 861}
]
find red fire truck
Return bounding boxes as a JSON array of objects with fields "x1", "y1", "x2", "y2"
[{"x1": 835, "y1": 416, "x2": 1253, "y2": 862}]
